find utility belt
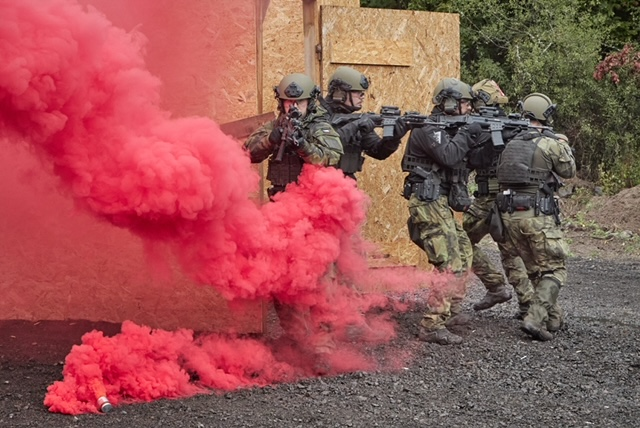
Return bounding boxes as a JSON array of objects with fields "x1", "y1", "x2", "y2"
[
  {"x1": 402, "y1": 166, "x2": 471, "y2": 212},
  {"x1": 403, "y1": 180, "x2": 448, "y2": 201},
  {"x1": 496, "y1": 191, "x2": 557, "y2": 216}
]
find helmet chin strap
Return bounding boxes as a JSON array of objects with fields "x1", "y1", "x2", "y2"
[{"x1": 330, "y1": 89, "x2": 359, "y2": 112}]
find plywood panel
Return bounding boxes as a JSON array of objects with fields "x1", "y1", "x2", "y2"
[
  {"x1": 78, "y1": 0, "x2": 259, "y2": 124},
  {"x1": 329, "y1": 38, "x2": 413, "y2": 66},
  {"x1": 321, "y1": 6, "x2": 460, "y2": 268},
  {"x1": 262, "y1": 0, "x2": 307, "y2": 114}
]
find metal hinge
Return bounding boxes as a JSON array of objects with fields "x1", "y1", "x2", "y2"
[{"x1": 315, "y1": 44, "x2": 322, "y2": 62}]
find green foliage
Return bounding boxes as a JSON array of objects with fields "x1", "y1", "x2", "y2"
[{"x1": 588, "y1": 44, "x2": 640, "y2": 189}]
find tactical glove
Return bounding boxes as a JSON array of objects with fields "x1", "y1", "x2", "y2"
[
  {"x1": 464, "y1": 122, "x2": 485, "y2": 148},
  {"x1": 290, "y1": 127, "x2": 306, "y2": 149},
  {"x1": 268, "y1": 127, "x2": 283, "y2": 145},
  {"x1": 355, "y1": 116, "x2": 375, "y2": 134},
  {"x1": 393, "y1": 117, "x2": 409, "y2": 139}
]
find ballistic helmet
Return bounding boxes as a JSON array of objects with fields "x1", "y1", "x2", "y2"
[
  {"x1": 274, "y1": 73, "x2": 320, "y2": 100},
  {"x1": 472, "y1": 79, "x2": 508, "y2": 108},
  {"x1": 519, "y1": 93, "x2": 556, "y2": 124},
  {"x1": 432, "y1": 78, "x2": 474, "y2": 104},
  {"x1": 431, "y1": 78, "x2": 474, "y2": 114},
  {"x1": 328, "y1": 66, "x2": 370, "y2": 94}
]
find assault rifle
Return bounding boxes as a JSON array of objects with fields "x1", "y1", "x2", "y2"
[
  {"x1": 274, "y1": 106, "x2": 303, "y2": 162},
  {"x1": 432, "y1": 106, "x2": 534, "y2": 151},
  {"x1": 331, "y1": 106, "x2": 408, "y2": 138},
  {"x1": 332, "y1": 106, "x2": 451, "y2": 139},
  {"x1": 331, "y1": 105, "x2": 541, "y2": 150}
]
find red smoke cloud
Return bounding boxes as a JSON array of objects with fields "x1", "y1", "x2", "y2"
[{"x1": 1, "y1": 0, "x2": 455, "y2": 415}]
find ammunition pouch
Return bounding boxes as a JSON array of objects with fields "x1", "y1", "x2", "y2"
[
  {"x1": 449, "y1": 182, "x2": 472, "y2": 212},
  {"x1": 267, "y1": 153, "x2": 303, "y2": 187},
  {"x1": 447, "y1": 168, "x2": 472, "y2": 212},
  {"x1": 474, "y1": 177, "x2": 500, "y2": 197}
]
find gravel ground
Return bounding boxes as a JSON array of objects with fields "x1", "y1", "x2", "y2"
[{"x1": 2, "y1": 239, "x2": 639, "y2": 428}]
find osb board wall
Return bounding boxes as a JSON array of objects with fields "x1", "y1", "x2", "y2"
[
  {"x1": 261, "y1": 0, "x2": 358, "y2": 114},
  {"x1": 261, "y1": 0, "x2": 307, "y2": 114},
  {"x1": 320, "y1": 6, "x2": 460, "y2": 268},
  {"x1": 0, "y1": 146, "x2": 263, "y2": 332},
  {"x1": 78, "y1": 0, "x2": 259, "y2": 124},
  {"x1": 2, "y1": 0, "x2": 264, "y2": 332}
]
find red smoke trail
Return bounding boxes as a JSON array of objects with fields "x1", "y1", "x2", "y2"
[{"x1": 1, "y1": 0, "x2": 456, "y2": 415}]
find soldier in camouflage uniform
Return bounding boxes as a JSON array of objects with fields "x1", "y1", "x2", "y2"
[
  {"x1": 464, "y1": 79, "x2": 533, "y2": 318},
  {"x1": 320, "y1": 66, "x2": 408, "y2": 180},
  {"x1": 495, "y1": 93, "x2": 576, "y2": 341},
  {"x1": 244, "y1": 73, "x2": 343, "y2": 373},
  {"x1": 402, "y1": 78, "x2": 484, "y2": 345},
  {"x1": 244, "y1": 73, "x2": 343, "y2": 197}
]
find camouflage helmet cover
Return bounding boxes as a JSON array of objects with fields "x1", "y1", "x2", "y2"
[
  {"x1": 328, "y1": 66, "x2": 370, "y2": 94},
  {"x1": 472, "y1": 79, "x2": 508, "y2": 107},
  {"x1": 274, "y1": 73, "x2": 320, "y2": 100}
]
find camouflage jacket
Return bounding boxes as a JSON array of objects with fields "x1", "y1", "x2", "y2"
[{"x1": 244, "y1": 105, "x2": 343, "y2": 166}]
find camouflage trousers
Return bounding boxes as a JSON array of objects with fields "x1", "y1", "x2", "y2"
[
  {"x1": 463, "y1": 196, "x2": 534, "y2": 306},
  {"x1": 407, "y1": 194, "x2": 473, "y2": 331},
  {"x1": 500, "y1": 212, "x2": 569, "y2": 325}
]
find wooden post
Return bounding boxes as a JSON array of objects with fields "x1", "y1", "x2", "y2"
[{"x1": 302, "y1": 0, "x2": 318, "y2": 83}]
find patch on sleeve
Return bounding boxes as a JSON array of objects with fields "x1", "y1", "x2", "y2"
[{"x1": 432, "y1": 130, "x2": 443, "y2": 145}]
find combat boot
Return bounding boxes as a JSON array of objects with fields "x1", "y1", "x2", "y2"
[
  {"x1": 514, "y1": 302, "x2": 530, "y2": 320},
  {"x1": 547, "y1": 305, "x2": 565, "y2": 332},
  {"x1": 521, "y1": 316, "x2": 554, "y2": 341},
  {"x1": 473, "y1": 286, "x2": 512, "y2": 311},
  {"x1": 445, "y1": 312, "x2": 472, "y2": 327},
  {"x1": 344, "y1": 323, "x2": 389, "y2": 343},
  {"x1": 418, "y1": 327, "x2": 463, "y2": 345}
]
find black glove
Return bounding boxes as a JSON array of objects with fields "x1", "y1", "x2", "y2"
[
  {"x1": 464, "y1": 122, "x2": 484, "y2": 148},
  {"x1": 393, "y1": 117, "x2": 408, "y2": 139},
  {"x1": 355, "y1": 116, "x2": 375, "y2": 134},
  {"x1": 466, "y1": 122, "x2": 482, "y2": 138},
  {"x1": 290, "y1": 127, "x2": 306, "y2": 149},
  {"x1": 268, "y1": 127, "x2": 283, "y2": 145}
]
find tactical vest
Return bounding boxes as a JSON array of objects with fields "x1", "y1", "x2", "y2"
[
  {"x1": 497, "y1": 132, "x2": 552, "y2": 193},
  {"x1": 267, "y1": 151, "x2": 304, "y2": 190},
  {"x1": 338, "y1": 140, "x2": 365, "y2": 175}
]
